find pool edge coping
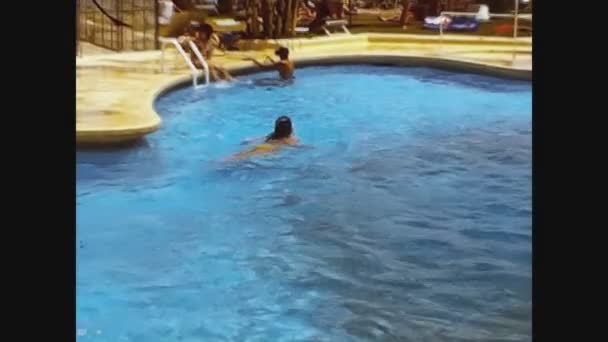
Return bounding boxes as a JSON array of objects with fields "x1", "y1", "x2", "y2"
[{"x1": 77, "y1": 47, "x2": 531, "y2": 146}]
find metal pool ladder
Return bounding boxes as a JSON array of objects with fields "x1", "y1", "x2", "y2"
[{"x1": 159, "y1": 37, "x2": 210, "y2": 88}]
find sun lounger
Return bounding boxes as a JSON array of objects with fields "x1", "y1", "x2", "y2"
[
  {"x1": 441, "y1": 4, "x2": 531, "y2": 22},
  {"x1": 423, "y1": 15, "x2": 451, "y2": 27},
  {"x1": 277, "y1": 19, "x2": 350, "y2": 36},
  {"x1": 295, "y1": 27, "x2": 310, "y2": 33},
  {"x1": 423, "y1": 15, "x2": 479, "y2": 32},
  {"x1": 445, "y1": 16, "x2": 480, "y2": 31},
  {"x1": 193, "y1": 0, "x2": 219, "y2": 14},
  {"x1": 208, "y1": 18, "x2": 247, "y2": 32},
  {"x1": 441, "y1": 4, "x2": 490, "y2": 22},
  {"x1": 206, "y1": 18, "x2": 247, "y2": 50},
  {"x1": 321, "y1": 19, "x2": 351, "y2": 35}
]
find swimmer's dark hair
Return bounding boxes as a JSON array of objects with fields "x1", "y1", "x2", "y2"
[
  {"x1": 266, "y1": 116, "x2": 293, "y2": 141},
  {"x1": 275, "y1": 47, "x2": 289, "y2": 60},
  {"x1": 197, "y1": 23, "x2": 214, "y2": 38}
]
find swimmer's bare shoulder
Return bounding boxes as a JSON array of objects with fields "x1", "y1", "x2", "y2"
[
  {"x1": 279, "y1": 136, "x2": 313, "y2": 149},
  {"x1": 280, "y1": 136, "x2": 299, "y2": 146}
]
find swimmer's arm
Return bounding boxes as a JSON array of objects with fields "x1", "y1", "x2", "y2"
[
  {"x1": 264, "y1": 56, "x2": 277, "y2": 64},
  {"x1": 245, "y1": 57, "x2": 274, "y2": 69},
  {"x1": 245, "y1": 56, "x2": 278, "y2": 70}
]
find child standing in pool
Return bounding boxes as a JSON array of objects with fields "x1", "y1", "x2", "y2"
[
  {"x1": 245, "y1": 47, "x2": 295, "y2": 81},
  {"x1": 230, "y1": 116, "x2": 300, "y2": 160}
]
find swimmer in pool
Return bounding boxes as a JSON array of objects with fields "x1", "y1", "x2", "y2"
[
  {"x1": 230, "y1": 116, "x2": 300, "y2": 160},
  {"x1": 245, "y1": 47, "x2": 295, "y2": 81}
]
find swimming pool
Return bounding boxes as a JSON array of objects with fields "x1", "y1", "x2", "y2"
[{"x1": 77, "y1": 65, "x2": 532, "y2": 341}]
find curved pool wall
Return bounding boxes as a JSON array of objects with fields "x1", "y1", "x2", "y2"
[
  {"x1": 155, "y1": 55, "x2": 531, "y2": 101},
  {"x1": 76, "y1": 33, "x2": 532, "y2": 146},
  {"x1": 234, "y1": 55, "x2": 532, "y2": 81}
]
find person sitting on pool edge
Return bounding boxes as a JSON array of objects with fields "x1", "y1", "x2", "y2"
[
  {"x1": 231, "y1": 116, "x2": 300, "y2": 160},
  {"x1": 245, "y1": 47, "x2": 295, "y2": 81},
  {"x1": 178, "y1": 23, "x2": 234, "y2": 82}
]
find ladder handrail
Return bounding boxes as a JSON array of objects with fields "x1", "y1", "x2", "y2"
[
  {"x1": 187, "y1": 40, "x2": 211, "y2": 86},
  {"x1": 159, "y1": 37, "x2": 210, "y2": 88}
]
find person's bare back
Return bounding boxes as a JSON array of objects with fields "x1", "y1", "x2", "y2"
[
  {"x1": 246, "y1": 47, "x2": 295, "y2": 81},
  {"x1": 276, "y1": 60, "x2": 295, "y2": 80}
]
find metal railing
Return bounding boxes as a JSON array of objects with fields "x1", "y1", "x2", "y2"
[
  {"x1": 159, "y1": 37, "x2": 210, "y2": 88},
  {"x1": 78, "y1": 0, "x2": 158, "y2": 52}
]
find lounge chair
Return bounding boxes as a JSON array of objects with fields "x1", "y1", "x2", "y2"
[
  {"x1": 208, "y1": 18, "x2": 247, "y2": 50},
  {"x1": 258, "y1": 17, "x2": 349, "y2": 36},
  {"x1": 423, "y1": 15, "x2": 479, "y2": 32},
  {"x1": 445, "y1": 16, "x2": 479, "y2": 31},
  {"x1": 208, "y1": 18, "x2": 247, "y2": 33},
  {"x1": 423, "y1": 15, "x2": 451, "y2": 29},
  {"x1": 321, "y1": 19, "x2": 351, "y2": 35},
  {"x1": 441, "y1": 4, "x2": 489, "y2": 22},
  {"x1": 193, "y1": 0, "x2": 219, "y2": 14},
  {"x1": 441, "y1": 4, "x2": 530, "y2": 21},
  {"x1": 302, "y1": 18, "x2": 350, "y2": 36}
]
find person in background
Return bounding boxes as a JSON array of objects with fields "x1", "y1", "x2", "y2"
[
  {"x1": 343, "y1": 0, "x2": 357, "y2": 15},
  {"x1": 308, "y1": 0, "x2": 331, "y2": 32},
  {"x1": 245, "y1": 47, "x2": 295, "y2": 81},
  {"x1": 328, "y1": 0, "x2": 345, "y2": 19},
  {"x1": 297, "y1": 0, "x2": 317, "y2": 24},
  {"x1": 378, "y1": 0, "x2": 416, "y2": 29},
  {"x1": 158, "y1": 0, "x2": 180, "y2": 26},
  {"x1": 230, "y1": 116, "x2": 300, "y2": 160},
  {"x1": 179, "y1": 23, "x2": 234, "y2": 81}
]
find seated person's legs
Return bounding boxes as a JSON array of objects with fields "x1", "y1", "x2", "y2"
[{"x1": 210, "y1": 64, "x2": 234, "y2": 81}]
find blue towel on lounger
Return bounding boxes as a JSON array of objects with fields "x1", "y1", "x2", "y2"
[
  {"x1": 423, "y1": 16, "x2": 480, "y2": 32},
  {"x1": 448, "y1": 16, "x2": 480, "y2": 32}
]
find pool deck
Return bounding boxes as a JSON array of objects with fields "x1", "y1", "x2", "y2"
[{"x1": 76, "y1": 33, "x2": 532, "y2": 145}]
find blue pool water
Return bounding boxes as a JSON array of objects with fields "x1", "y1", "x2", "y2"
[{"x1": 77, "y1": 65, "x2": 532, "y2": 341}]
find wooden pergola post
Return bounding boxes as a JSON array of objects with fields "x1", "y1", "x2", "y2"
[
  {"x1": 447, "y1": 0, "x2": 454, "y2": 11},
  {"x1": 513, "y1": 0, "x2": 519, "y2": 38},
  {"x1": 76, "y1": 0, "x2": 80, "y2": 57}
]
